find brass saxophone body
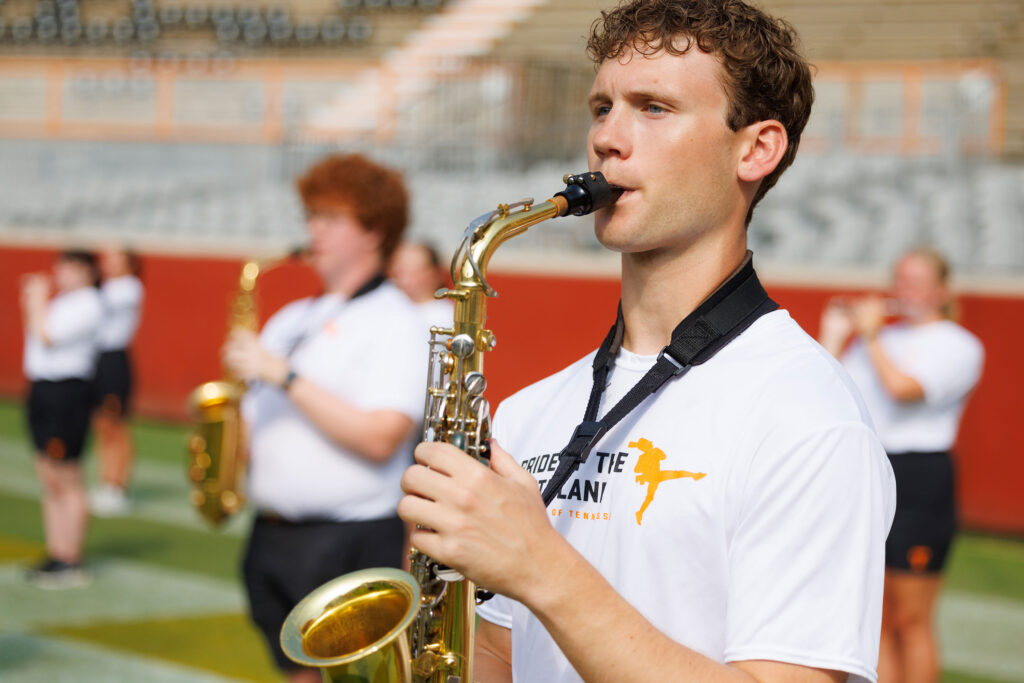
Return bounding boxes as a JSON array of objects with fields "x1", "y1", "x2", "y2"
[
  {"x1": 186, "y1": 255, "x2": 299, "y2": 526},
  {"x1": 279, "y1": 173, "x2": 621, "y2": 682}
]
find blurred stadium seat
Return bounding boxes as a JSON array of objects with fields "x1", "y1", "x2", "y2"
[{"x1": 0, "y1": 0, "x2": 1019, "y2": 277}]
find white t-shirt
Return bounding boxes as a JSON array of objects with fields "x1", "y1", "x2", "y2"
[
  {"x1": 98, "y1": 275, "x2": 144, "y2": 351},
  {"x1": 23, "y1": 287, "x2": 104, "y2": 381},
  {"x1": 416, "y1": 298, "x2": 455, "y2": 332},
  {"x1": 841, "y1": 320, "x2": 983, "y2": 453},
  {"x1": 243, "y1": 282, "x2": 425, "y2": 521},
  {"x1": 477, "y1": 310, "x2": 895, "y2": 683}
]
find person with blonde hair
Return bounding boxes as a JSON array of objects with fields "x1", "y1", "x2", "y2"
[{"x1": 820, "y1": 247, "x2": 984, "y2": 683}]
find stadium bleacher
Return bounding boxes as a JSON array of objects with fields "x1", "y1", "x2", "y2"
[
  {"x1": 0, "y1": 136, "x2": 1020, "y2": 276},
  {"x1": 0, "y1": 0, "x2": 1021, "y2": 277},
  {"x1": 0, "y1": 0, "x2": 446, "y2": 59}
]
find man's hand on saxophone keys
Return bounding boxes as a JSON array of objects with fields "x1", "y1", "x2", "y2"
[{"x1": 398, "y1": 439, "x2": 566, "y2": 604}]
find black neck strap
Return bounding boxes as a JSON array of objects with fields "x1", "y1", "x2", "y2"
[
  {"x1": 350, "y1": 272, "x2": 387, "y2": 300},
  {"x1": 540, "y1": 253, "x2": 778, "y2": 507}
]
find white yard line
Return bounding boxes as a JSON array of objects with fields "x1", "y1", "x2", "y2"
[
  {"x1": 940, "y1": 590, "x2": 1024, "y2": 682},
  {"x1": 0, "y1": 558, "x2": 245, "y2": 631},
  {"x1": 0, "y1": 632, "x2": 252, "y2": 683},
  {"x1": 0, "y1": 436, "x2": 249, "y2": 536}
]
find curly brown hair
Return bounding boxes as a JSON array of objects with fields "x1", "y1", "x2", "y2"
[
  {"x1": 297, "y1": 153, "x2": 410, "y2": 260},
  {"x1": 588, "y1": 0, "x2": 814, "y2": 224}
]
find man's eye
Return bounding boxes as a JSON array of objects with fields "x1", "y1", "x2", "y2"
[
  {"x1": 647, "y1": 104, "x2": 666, "y2": 114},
  {"x1": 593, "y1": 105, "x2": 611, "y2": 117}
]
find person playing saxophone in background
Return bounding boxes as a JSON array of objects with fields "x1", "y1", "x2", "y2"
[
  {"x1": 398, "y1": 1, "x2": 896, "y2": 682},
  {"x1": 221, "y1": 153, "x2": 425, "y2": 683}
]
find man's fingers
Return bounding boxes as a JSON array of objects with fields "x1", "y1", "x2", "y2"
[
  {"x1": 414, "y1": 441, "x2": 489, "y2": 478},
  {"x1": 490, "y1": 439, "x2": 540, "y2": 490},
  {"x1": 397, "y1": 489, "x2": 448, "y2": 533},
  {"x1": 401, "y1": 462, "x2": 446, "y2": 499}
]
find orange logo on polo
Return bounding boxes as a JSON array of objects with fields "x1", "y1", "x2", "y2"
[{"x1": 630, "y1": 437, "x2": 705, "y2": 525}]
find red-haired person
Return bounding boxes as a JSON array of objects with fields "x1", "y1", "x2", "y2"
[
  {"x1": 398, "y1": 2, "x2": 896, "y2": 682},
  {"x1": 91, "y1": 246, "x2": 144, "y2": 516},
  {"x1": 820, "y1": 247, "x2": 984, "y2": 683},
  {"x1": 222, "y1": 154, "x2": 424, "y2": 683},
  {"x1": 22, "y1": 250, "x2": 104, "y2": 589}
]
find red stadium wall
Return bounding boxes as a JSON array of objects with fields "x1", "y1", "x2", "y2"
[{"x1": 1, "y1": 245, "x2": 1020, "y2": 534}]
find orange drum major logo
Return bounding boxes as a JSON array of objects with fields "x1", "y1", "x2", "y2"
[{"x1": 629, "y1": 437, "x2": 705, "y2": 525}]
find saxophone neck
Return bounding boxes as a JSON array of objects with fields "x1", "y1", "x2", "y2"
[
  {"x1": 449, "y1": 197, "x2": 562, "y2": 297},
  {"x1": 447, "y1": 172, "x2": 621, "y2": 296}
]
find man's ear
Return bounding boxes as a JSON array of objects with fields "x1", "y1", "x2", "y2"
[{"x1": 737, "y1": 120, "x2": 788, "y2": 183}]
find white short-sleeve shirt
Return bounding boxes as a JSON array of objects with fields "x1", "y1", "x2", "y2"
[
  {"x1": 243, "y1": 282, "x2": 425, "y2": 521},
  {"x1": 841, "y1": 320, "x2": 984, "y2": 453},
  {"x1": 23, "y1": 287, "x2": 104, "y2": 381},
  {"x1": 476, "y1": 310, "x2": 896, "y2": 683},
  {"x1": 98, "y1": 275, "x2": 144, "y2": 351}
]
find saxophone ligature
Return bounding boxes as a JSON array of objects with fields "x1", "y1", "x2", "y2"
[
  {"x1": 278, "y1": 172, "x2": 622, "y2": 682},
  {"x1": 185, "y1": 250, "x2": 304, "y2": 527}
]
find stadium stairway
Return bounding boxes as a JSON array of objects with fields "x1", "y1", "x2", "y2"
[{"x1": 305, "y1": 0, "x2": 549, "y2": 137}]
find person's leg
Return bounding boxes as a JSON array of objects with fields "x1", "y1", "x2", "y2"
[
  {"x1": 94, "y1": 351, "x2": 135, "y2": 494},
  {"x1": 244, "y1": 519, "x2": 324, "y2": 681},
  {"x1": 287, "y1": 668, "x2": 321, "y2": 683},
  {"x1": 878, "y1": 572, "x2": 902, "y2": 683},
  {"x1": 350, "y1": 516, "x2": 405, "y2": 570},
  {"x1": 95, "y1": 407, "x2": 134, "y2": 489},
  {"x1": 35, "y1": 456, "x2": 89, "y2": 564},
  {"x1": 94, "y1": 410, "x2": 115, "y2": 485},
  {"x1": 109, "y1": 415, "x2": 135, "y2": 487},
  {"x1": 886, "y1": 570, "x2": 944, "y2": 683}
]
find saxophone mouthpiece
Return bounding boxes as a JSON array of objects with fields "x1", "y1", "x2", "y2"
[{"x1": 555, "y1": 172, "x2": 624, "y2": 217}]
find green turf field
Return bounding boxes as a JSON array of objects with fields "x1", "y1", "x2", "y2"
[{"x1": 0, "y1": 398, "x2": 1021, "y2": 682}]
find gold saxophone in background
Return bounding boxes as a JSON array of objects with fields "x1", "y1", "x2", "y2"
[
  {"x1": 185, "y1": 253, "x2": 301, "y2": 527},
  {"x1": 278, "y1": 172, "x2": 622, "y2": 683}
]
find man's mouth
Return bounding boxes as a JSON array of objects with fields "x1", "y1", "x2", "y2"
[{"x1": 602, "y1": 178, "x2": 634, "y2": 198}]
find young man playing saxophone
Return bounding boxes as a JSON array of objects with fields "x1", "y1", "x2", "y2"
[{"x1": 398, "y1": 1, "x2": 896, "y2": 682}]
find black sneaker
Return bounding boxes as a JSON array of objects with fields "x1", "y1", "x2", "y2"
[{"x1": 25, "y1": 558, "x2": 91, "y2": 590}]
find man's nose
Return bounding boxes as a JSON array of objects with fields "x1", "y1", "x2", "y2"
[{"x1": 590, "y1": 108, "x2": 630, "y2": 160}]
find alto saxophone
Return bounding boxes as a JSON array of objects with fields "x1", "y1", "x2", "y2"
[
  {"x1": 185, "y1": 253, "x2": 299, "y2": 526},
  {"x1": 278, "y1": 172, "x2": 621, "y2": 682}
]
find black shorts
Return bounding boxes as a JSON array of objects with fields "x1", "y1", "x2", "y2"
[
  {"x1": 242, "y1": 514, "x2": 405, "y2": 671},
  {"x1": 886, "y1": 451, "x2": 956, "y2": 574},
  {"x1": 94, "y1": 349, "x2": 134, "y2": 417},
  {"x1": 26, "y1": 379, "x2": 95, "y2": 462}
]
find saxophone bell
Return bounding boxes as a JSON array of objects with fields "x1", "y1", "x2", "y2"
[{"x1": 185, "y1": 249, "x2": 307, "y2": 527}]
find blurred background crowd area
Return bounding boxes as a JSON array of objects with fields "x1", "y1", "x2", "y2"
[{"x1": 0, "y1": 0, "x2": 1018, "y2": 275}]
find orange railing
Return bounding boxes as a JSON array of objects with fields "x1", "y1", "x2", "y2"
[{"x1": 0, "y1": 55, "x2": 1007, "y2": 155}]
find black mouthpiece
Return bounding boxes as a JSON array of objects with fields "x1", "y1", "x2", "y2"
[{"x1": 555, "y1": 172, "x2": 624, "y2": 217}]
